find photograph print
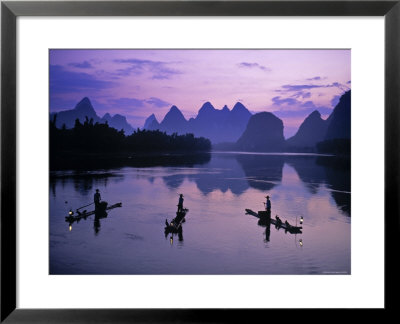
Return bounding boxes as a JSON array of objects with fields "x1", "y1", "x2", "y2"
[{"x1": 49, "y1": 49, "x2": 351, "y2": 275}]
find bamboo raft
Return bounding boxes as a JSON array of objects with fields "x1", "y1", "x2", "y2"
[
  {"x1": 164, "y1": 208, "x2": 189, "y2": 234},
  {"x1": 245, "y1": 209, "x2": 302, "y2": 234},
  {"x1": 65, "y1": 202, "x2": 122, "y2": 223}
]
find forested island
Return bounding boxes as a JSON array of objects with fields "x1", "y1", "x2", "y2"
[{"x1": 50, "y1": 115, "x2": 211, "y2": 155}]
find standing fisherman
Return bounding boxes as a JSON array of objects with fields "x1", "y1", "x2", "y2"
[
  {"x1": 94, "y1": 189, "x2": 101, "y2": 210},
  {"x1": 177, "y1": 194, "x2": 184, "y2": 213},
  {"x1": 265, "y1": 195, "x2": 271, "y2": 212}
]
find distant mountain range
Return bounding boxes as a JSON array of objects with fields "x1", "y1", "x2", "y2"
[
  {"x1": 286, "y1": 90, "x2": 351, "y2": 151},
  {"x1": 50, "y1": 97, "x2": 134, "y2": 135},
  {"x1": 325, "y1": 91, "x2": 351, "y2": 140},
  {"x1": 145, "y1": 91, "x2": 350, "y2": 152},
  {"x1": 50, "y1": 91, "x2": 351, "y2": 153},
  {"x1": 286, "y1": 110, "x2": 328, "y2": 149},
  {"x1": 143, "y1": 114, "x2": 159, "y2": 130},
  {"x1": 144, "y1": 101, "x2": 252, "y2": 144},
  {"x1": 236, "y1": 112, "x2": 286, "y2": 152}
]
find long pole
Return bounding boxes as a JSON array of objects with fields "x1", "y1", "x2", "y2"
[{"x1": 77, "y1": 202, "x2": 94, "y2": 211}]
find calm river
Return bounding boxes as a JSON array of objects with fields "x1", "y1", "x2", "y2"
[{"x1": 50, "y1": 152, "x2": 350, "y2": 275}]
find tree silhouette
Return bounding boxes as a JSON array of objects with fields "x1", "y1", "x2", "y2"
[
  {"x1": 50, "y1": 118, "x2": 211, "y2": 155},
  {"x1": 316, "y1": 139, "x2": 350, "y2": 155}
]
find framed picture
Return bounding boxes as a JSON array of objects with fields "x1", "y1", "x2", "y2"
[{"x1": 2, "y1": 0, "x2": 398, "y2": 321}]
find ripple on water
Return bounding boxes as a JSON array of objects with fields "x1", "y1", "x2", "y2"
[{"x1": 50, "y1": 153, "x2": 350, "y2": 274}]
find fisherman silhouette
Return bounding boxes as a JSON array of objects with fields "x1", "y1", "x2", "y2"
[
  {"x1": 177, "y1": 194, "x2": 184, "y2": 213},
  {"x1": 94, "y1": 189, "x2": 108, "y2": 216},
  {"x1": 265, "y1": 195, "x2": 271, "y2": 212},
  {"x1": 275, "y1": 215, "x2": 282, "y2": 226},
  {"x1": 94, "y1": 189, "x2": 101, "y2": 210}
]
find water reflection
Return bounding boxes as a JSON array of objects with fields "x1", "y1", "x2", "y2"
[
  {"x1": 155, "y1": 153, "x2": 350, "y2": 217},
  {"x1": 236, "y1": 155, "x2": 284, "y2": 191},
  {"x1": 52, "y1": 153, "x2": 351, "y2": 218},
  {"x1": 50, "y1": 152, "x2": 350, "y2": 274},
  {"x1": 330, "y1": 191, "x2": 350, "y2": 215},
  {"x1": 65, "y1": 201, "x2": 122, "y2": 236},
  {"x1": 51, "y1": 152, "x2": 212, "y2": 171},
  {"x1": 257, "y1": 213, "x2": 271, "y2": 242},
  {"x1": 66, "y1": 211, "x2": 108, "y2": 236},
  {"x1": 166, "y1": 229, "x2": 184, "y2": 245},
  {"x1": 317, "y1": 156, "x2": 351, "y2": 215},
  {"x1": 285, "y1": 155, "x2": 350, "y2": 216},
  {"x1": 162, "y1": 174, "x2": 185, "y2": 189},
  {"x1": 189, "y1": 155, "x2": 249, "y2": 195},
  {"x1": 285, "y1": 156, "x2": 327, "y2": 194},
  {"x1": 50, "y1": 172, "x2": 124, "y2": 197},
  {"x1": 93, "y1": 213, "x2": 108, "y2": 236}
]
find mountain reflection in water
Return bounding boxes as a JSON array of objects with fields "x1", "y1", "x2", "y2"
[{"x1": 50, "y1": 152, "x2": 350, "y2": 274}]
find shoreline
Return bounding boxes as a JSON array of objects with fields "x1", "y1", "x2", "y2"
[{"x1": 50, "y1": 150, "x2": 349, "y2": 172}]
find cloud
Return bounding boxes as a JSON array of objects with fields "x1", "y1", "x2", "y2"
[
  {"x1": 151, "y1": 72, "x2": 179, "y2": 80},
  {"x1": 330, "y1": 95, "x2": 341, "y2": 108},
  {"x1": 272, "y1": 106, "x2": 333, "y2": 118},
  {"x1": 114, "y1": 58, "x2": 158, "y2": 65},
  {"x1": 113, "y1": 58, "x2": 182, "y2": 79},
  {"x1": 271, "y1": 96, "x2": 333, "y2": 116},
  {"x1": 272, "y1": 96, "x2": 298, "y2": 106},
  {"x1": 301, "y1": 101, "x2": 318, "y2": 109},
  {"x1": 327, "y1": 82, "x2": 350, "y2": 91},
  {"x1": 306, "y1": 76, "x2": 323, "y2": 81},
  {"x1": 272, "y1": 96, "x2": 323, "y2": 111},
  {"x1": 305, "y1": 76, "x2": 328, "y2": 81},
  {"x1": 50, "y1": 96, "x2": 81, "y2": 111},
  {"x1": 50, "y1": 65, "x2": 116, "y2": 94},
  {"x1": 108, "y1": 97, "x2": 171, "y2": 110},
  {"x1": 278, "y1": 82, "x2": 349, "y2": 93},
  {"x1": 281, "y1": 84, "x2": 324, "y2": 91},
  {"x1": 238, "y1": 62, "x2": 271, "y2": 72},
  {"x1": 68, "y1": 61, "x2": 93, "y2": 69},
  {"x1": 272, "y1": 95, "x2": 312, "y2": 108},
  {"x1": 292, "y1": 91, "x2": 311, "y2": 99},
  {"x1": 108, "y1": 97, "x2": 146, "y2": 108},
  {"x1": 145, "y1": 97, "x2": 171, "y2": 108}
]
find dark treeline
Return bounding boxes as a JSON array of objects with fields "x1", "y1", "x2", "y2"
[
  {"x1": 213, "y1": 139, "x2": 351, "y2": 156},
  {"x1": 316, "y1": 139, "x2": 351, "y2": 156},
  {"x1": 286, "y1": 139, "x2": 351, "y2": 155},
  {"x1": 50, "y1": 115, "x2": 211, "y2": 154},
  {"x1": 50, "y1": 152, "x2": 212, "y2": 171}
]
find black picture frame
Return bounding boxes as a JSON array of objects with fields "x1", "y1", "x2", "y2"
[{"x1": 1, "y1": 0, "x2": 398, "y2": 322}]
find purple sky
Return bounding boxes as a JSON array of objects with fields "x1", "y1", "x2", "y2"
[{"x1": 50, "y1": 49, "x2": 350, "y2": 138}]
